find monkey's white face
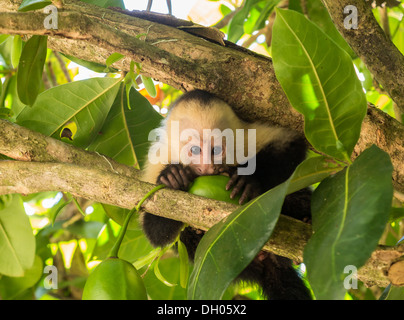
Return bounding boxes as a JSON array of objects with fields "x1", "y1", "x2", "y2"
[{"x1": 185, "y1": 136, "x2": 228, "y2": 176}]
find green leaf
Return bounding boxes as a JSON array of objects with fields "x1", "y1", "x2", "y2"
[
  {"x1": 102, "y1": 204, "x2": 138, "y2": 230},
  {"x1": 178, "y1": 239, "x2": 190, "y2": 289},
  {"x1": 16, "y1": 77, "x2": 121, "y2": 148},
  {"x1": 62, "y1": 53, "x2": 115, "y2": 73},
  {"x1": 0, "y1": 194, "x2": 35, "y2": 277},
  {"x1": 187, "y1": 180, "x2": 289, "y2": 300},
  {"x1": 0, "y1": 255, "x2": 43, "y2": 299},
  {"x1": 80, "y1": 0, "x2": 124, "y2": 9},
  {"x1": 0, "y1": 35, "x2": 9, "y2": 45},
  {"x1": 304, "y1": 145, "x2": 393, "y2": 299},
  {"x1": 105, "y1": 52, "x2": 124, "y2": 69},
  {"x1": 385, "y1": 286, "x2": 404, "y2": 300},
  {"x1": 18, "y1": 0, "x2": 52, "y2": 12},
  {"x1": 91, "y1": 219, "x2": 154, "y2": 263},
  {"x1": 133, "y1": 248, "x2": 160, "y2": 270},
  {"x1": 0, "y1": 107, "x2": 13, "y2": 119},
  {"x1": 50, "y1": 199, "x2": 72, "y2": 226},
  {"x1": 288, "y1": 155, "x2": 344, "y2": 194},
  {"x1": 154, "y1": 249, "x2": 177, "y2": 287},
  {"x1": 272, "y1": 9, "x2": 367, "y2": 161},
  {"x1": 143, "y1": 257, "x2": 187, "y2": 300},
  {"x1": 88, "y1": 86, "x2": 163, "y2": 169},
  {"x1": 305, "y1": 0, "x2": 356, "y2": 58},
  {"x1": 17, "y1": 35, "x2": 47, "y2": 105},
  {"x1": 140, "y1": 75, "x2": 157, "y2": 98},
  {"x1": 248, "y1": 0, "x2": 280, "y2": 33},
  {"x1": 11, "y1": 35, "x2": 22, "y2": 69},
  {"x1": 228, "y1": 0, "x2": 261, "y2": 42}
]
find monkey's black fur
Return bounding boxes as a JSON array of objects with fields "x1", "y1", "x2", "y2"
[{"x1": 142, "y1": 90, "x2": 312, "y2": 300}]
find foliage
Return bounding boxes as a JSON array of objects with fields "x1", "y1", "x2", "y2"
[{"x1": 0, "y1": 0, "x2": 402, "y2": 301}]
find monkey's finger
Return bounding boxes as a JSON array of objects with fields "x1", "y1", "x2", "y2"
[
  {"x1": 179, "y1": 169, "x2": 190, "y2": 189},
  {"x1": 239, "y1": 184, "x2": 252, "y2": 205},
  {"x1": 230, "y1": 178, "x2": 246, "y2": 199},
  {"x1": 169, "y1": 166, "x2": 187, "y2": 189},
  {"x1": 159, "y1": 176, "x2": 174, "y2": 189},
  {"x1": 226, "y1": 173, "x2": 239, "y2": 190},
  {"x1": 166, "y1": 173, "x2": 181, "y2": 190}
]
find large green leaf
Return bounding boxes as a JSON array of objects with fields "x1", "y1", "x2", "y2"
[
  {"x1": 88, "y1": 87, "x2": 162, "y2": 170},
  {"x1": 0, "y1": 194, "x2": 35, "y2": 277},
  {"x1": 143, "y1": 257, "x2": 187, "y2": 300},
  {"x1": 16, "y1": 77, "x2": 121, "y2": 148},
  {"x1": 228, "y1": 0, "x2": 261, "y2": 43},
  {"x1": 0, "y1": 255, "x2": 43, "y2": 299},
  {"x1": 304, "y1": 145, "x2": 393, "y2": 299},
  {"x1": 187, "y1": 154, "x2": 344, "y2": 300},
  {"x1": 187, "y1": 180, "x2": 290, "y2": 300},
  {"x1": 305, "y1": 0, "x2": 356, "y2": 58},
  {"x1": 272, "y1": 9, "x2": 367, "y2": 161},
  {"x1": 18, "y1": 0, "x2": 51, "y2": 12},
  {"x1": 287, "y1": 155, "x2": 343, "y2": 194},
  {"x1": 91, "y1": 219, "x2": 153, "y2": 263},
  {"x1": 17, "y1": 35, "x2": 47, "y2": 105}
]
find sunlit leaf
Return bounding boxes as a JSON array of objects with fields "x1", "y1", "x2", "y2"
[
  {"x1": 0, "y1": 255, "x2": 43, "y2": 299},
  {"x1": 178, "y1": 239, "x2": 190, "y2": 289},
  {"x1": 18, "y1": 0, "x2": 51, "y2": 12},
  {"x1": 0, "y1": 195, "x2": 35, "y2": 277},
  {"x1": 140, "y1": 75, "x2": 157, "y2": 98},
  {"x1": 88, "y1": 86, "x2": 162, "y2": 169},
  {"x1": 17, "y1": 35, "x2": 47, "y2": 105},
  {"x1": 304, "y1": 145, "x2": 393, "y2": 299},
  {"x1": 11, "y1": 35, "x2": 22, "y2": 68},
  {"x1": 187, "y1": 180, "x2": 289, "y2": 300},
  {"x1": 17, "y1": 77, "x2": 121, "y2": 148},
  {"x1": 272, "y1": 9, "x2": 367, "y2": 161}
]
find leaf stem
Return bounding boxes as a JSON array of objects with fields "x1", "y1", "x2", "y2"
[{"x1": 108, "y1": 184, "x2": 166, "y2": 258}]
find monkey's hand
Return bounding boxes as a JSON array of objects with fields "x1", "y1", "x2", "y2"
[
  {"x1": 157, "y1": 164, "x2": 196, "y2": 191},
  {"x1": 226, "y1": 171, "x2": 262, "y2": 205}
]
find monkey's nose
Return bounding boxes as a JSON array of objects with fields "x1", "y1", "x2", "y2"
[{"x1": 196, "y1": 165, "x2": 215, "y2": 175}]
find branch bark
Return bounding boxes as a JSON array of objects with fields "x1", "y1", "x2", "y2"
[
  {"x1": 0, "y1": 0, "x2": 403, "y2": 197},
  {"x1": 321, "y1": 0, "x2": 404, "y2": 114},
  {"x1": 0, "y1": 119, "x2": 140, "y2": 180}
]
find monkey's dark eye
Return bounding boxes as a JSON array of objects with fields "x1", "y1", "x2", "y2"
[
  {"x1": 212, "y1": 146, "x2": 222, "y2": 155},
  {"x1": 190, "y1": 146, "x2": 201, "y2": 155}
]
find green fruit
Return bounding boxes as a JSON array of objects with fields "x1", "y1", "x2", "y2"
[
  {"x1": 188, "y1": 175, "x2": 241, "y2": 205},
  {"x1": 82, "y1": 257, "x2": 147, "y2": 300}
]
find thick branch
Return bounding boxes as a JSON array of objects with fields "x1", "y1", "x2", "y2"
[
  {"x1": 321, "y1": 0, "x2": 404, "y2": 113},
  {"x1": 0, "y1": 160, "x2": 307, "y2": 260},
  {"x1": 0, "y1": 0, "x2": 403, "y2": 196},
  {"x1": 0, "y1": 119, "x2": 140, "y2": 180}
]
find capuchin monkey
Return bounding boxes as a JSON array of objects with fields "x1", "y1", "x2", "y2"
[{"x1": 141, "y1": 90, "x2": 312, "y2": 300}]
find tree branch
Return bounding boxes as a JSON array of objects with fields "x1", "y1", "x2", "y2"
[
  {"x1": 321, "y1": 0, "x2": 404, "y2": 114},
  {"x1": 0, "y1": 119, "x2": 140, "y2": 180},
  {"x1": 0, "y1": 0, "x2": 403, "y2": 197}
]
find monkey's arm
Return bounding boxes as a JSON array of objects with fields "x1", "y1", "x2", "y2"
[{"x1": 142, "y1": 163, "x2": 197, "y2": 247}]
